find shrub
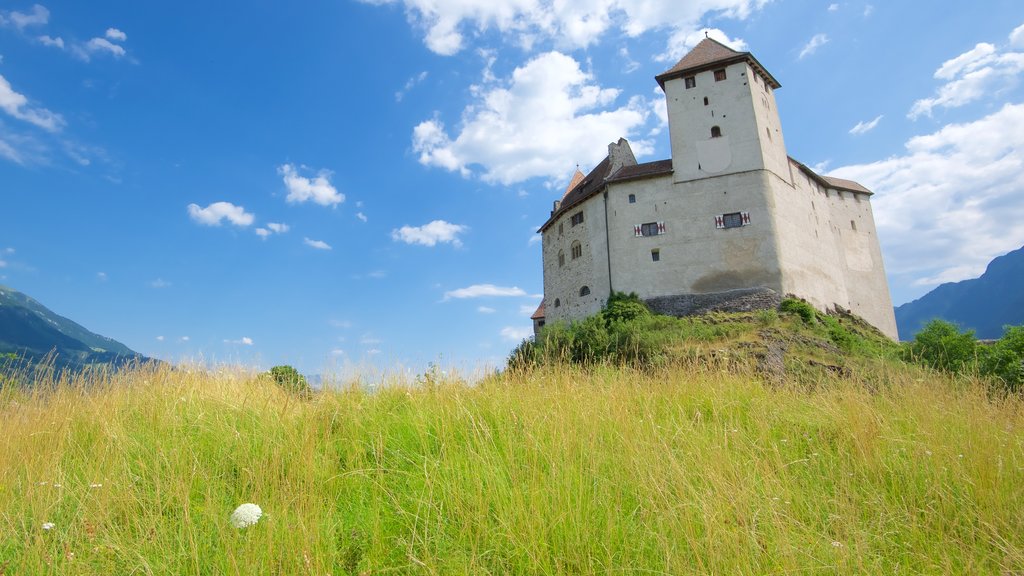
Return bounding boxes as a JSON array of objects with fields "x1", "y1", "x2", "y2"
[
  {"x1": 779, "y1": 298, "x2": 816, "y2": 324},
  {"x1": 903, "y1": 319, "x2": 978, "y2": 373},
  {"x1": 980, "y1": 326, "x2": 1024, "y2": 392},
  {"x1": 602, "y1": 292, "x2": 650, "y2": 326},
  {"x1": 267, "y1": 365, "x2": 312, "y2": 398}
]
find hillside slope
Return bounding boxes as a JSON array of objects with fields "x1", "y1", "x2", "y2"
[
  {"x1": 0, "y1": 285, "x2": 149, "y2": 371},
  {"x1": 895, "y1": 245, "x2": 1024, "y2": 339}
]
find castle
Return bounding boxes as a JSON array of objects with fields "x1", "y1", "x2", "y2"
[{"x1": 532, "y1": 38, "x2": 898, "y2": 339}]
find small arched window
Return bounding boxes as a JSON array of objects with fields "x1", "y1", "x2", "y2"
[
  {"x1": 711, "y1": 126, "x2": 722, "y2": 138},
  {"x1": 554, "y1": 298, "x2": 561, "y2": 308},
  {"x1": 571, "y1": 240, "x2": 582, "y2": 260},
  {"x1": 558, "y1": 250, "x2": 565, "y2": 267},
  {"x1": 703, "y1": 97, "x2": 709, "y2": 106},
  {"x1": 579, "y1": 286, "x2": 591, "y2": 297}
]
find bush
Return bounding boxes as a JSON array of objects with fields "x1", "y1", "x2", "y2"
[
  {"x1": 779, "y1": 298, "x2": 816, "y2": 324},
  {"x1": 980, "y1": 326, "x2": 1024, "y2": 392},
  {"x1": 602, "y1": 292, "x2": 650, "y2": 326},
  {"x1": 267, "y1": 365, "x2": 312, "y2": 398},
  {"x1": 903, "y1": 319, "x2": 978, "y2": 373}
]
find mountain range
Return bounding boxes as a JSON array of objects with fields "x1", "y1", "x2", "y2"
[
  {"x1": 0, "y1": 285, "x2": 151, "y2": 372},
  {"x1": 895, "y1": 245, "x2": 1024, "y2": 340}
]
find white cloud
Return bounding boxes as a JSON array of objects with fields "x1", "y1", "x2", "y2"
[
  {"x1": 278, "y1": 163, "x2": 344, "y2": 206},
  {"x1": 849, "y1": 114, "x2": 883, "y2": 135},
  {"x1": 477, "y1": 306, "x2": 496, "y2": 313},
  {"x1": 224, "y1": 337, "x2": 254, "y2": 346},
  {"x1": 863, "y1": 4, "x2": 874, "y2": 17},
  {"x1": 0, "y1": 259, "x2": 6, "y2": 268},
  {"x1": 395, "y1": 70, "x2": 428, "y2": 102},
  {"x1": 359, "y1": 0, "x2": 765, "y2": 61},
  {"x1": 0, "y1": 138, "x2": 24, "y2": 164},
  {"x1": 519, "y1": 304, "x2": 538, "y2": 316},
  {"x1": 180, "y1": 336, "x2": 190, "y2": 342},
  {"x1": 156, "y1": 335, "x2": 165, "y2": 342},
  {"x1": 830, "y1": 102, "x2": 1024, "y2": 301},
  {"x1": 360, "y1": 334, "x2": 382, "y2": 345},
  {"x1": 105, "y1": 28, "x2": 127, "y2": 42},
  {"x1": 356, "y1": 212, "x2": 368, "y2": 222},
  {"x1": 96, "y1": 271, "x2": 107, "y2": 281},
  {"x1": 37, "y1": 35, "x2": 64, "y2": 49},
  {"x1": 1011, "y1": 23, "x2": 1024, "y2": 48},
  {"x1": 0, "y1": 74, "x2": 65, "y2": 132},
  {"x1": 500, "y1": 326, "x2": 533, "y2": 342},
  {"x1": 798, "y1": 33, "x2": 829, "y2": 60},
  {"x1": 84, "y1": 37, "x2": 126, "y2": 58},
  {"x1": 659, "y1": 28, "x2": 747, "y2": 64},
  {"x1": 255, "y1": 222, "x2": 289, "y2": 238},
  {"x1": 412, "y1": 51, "x2": 650, "y2": 185},
  {"x1": 828, "y1": 3, "x2": 839, "y2": 11},
  {"x1": 9, "y1": 4, "x2": 48, "y2": 29},
  {"x1": 187, "y1": 201, "x2": 255, "y2": 227},
  {"x1": 443, "y1": 283, "x2": 528, "y2": 300},
  {"x1": 304, "y1": 237, "x2": 332, "y2": 250},
  {"x1": 150, "y1": 278, "x2": 171, "y2": 288},
  {"x1": 391, "y1": 220, "x2": 467, "y2": 247},
  {"x1": 908, "y1": 40, "x2": 1024, "y2": 120}
]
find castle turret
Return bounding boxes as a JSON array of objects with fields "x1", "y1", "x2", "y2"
[{"x1": 656, "y1": 38, "x2": 790, "y2": 184}]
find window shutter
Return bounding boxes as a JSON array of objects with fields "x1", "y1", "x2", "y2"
[
  {"x1": 741, "y1": 211, "x2": 751, "y2": 226},
  {"x1": 657, "y1": 222, "x2": 666, "y2": 234},
  {"x1": 634, "y1": 225, "x2": 642, "y2": 237},
  {"x1": 715, "y1": 215, "x2": 724, "y2": 229}
]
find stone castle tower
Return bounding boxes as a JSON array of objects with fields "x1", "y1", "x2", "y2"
[{"x1": 534, "y1": 38, "x2": 898, "y2": 339}]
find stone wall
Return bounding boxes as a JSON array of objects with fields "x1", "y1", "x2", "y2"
[{"x1": 644, "y1": 287, "x2": 782, "y2": 317}]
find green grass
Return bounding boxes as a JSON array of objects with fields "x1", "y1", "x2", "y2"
[{"x1": 1, "y1": 359, "x2": 1022, "y2": 574}]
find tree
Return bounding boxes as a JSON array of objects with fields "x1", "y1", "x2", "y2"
[
  {"x1": 904, "y1": 319, "x2": 978, "y2": 373},
  {"x1": 267, "y1": 365, "x2": 312, "y2": 398}
]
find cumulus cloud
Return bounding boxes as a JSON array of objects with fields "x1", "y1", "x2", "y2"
[
  {"x1": 8, "y1": 4, "x2": 48, "y2": 29},
  {"x1": 356, "y1": 212, "x2": 368, "y2": 222},
  {"x1": 659, "y1": 27, "x2": 747, "y2": 64},
  {"x1": 155, "y1": 335, "x2": 165, "y2": 342},
  {"x1": 500, "y1": 326, "x2": 533, "y2": 341},
  {"x1": 255, "y1": 222, "x2": 289, "y2": 238},
  {"x1": 187, "y1": 201, "x2": 255, "y2": 227},
  {"x1": 443, "y1": 284, "x2": 528, "y2": 300},
  {"x1": 105, "y1": 28, "x2": 127, "y2": 41},
  {"x1": 828, "y1": 3, "x2": 839, "y2": 11},
  {"x1": 0, "y1": 74, "x2": 65, "y2": 132},
  {"x1": 798, "y1": 33, "x2": 829, "y2": 59},
  {"x1": 358, "y1": 0, "x2": 765, "y2": 61},
  {"x1": 1012, "y1": 23, "x2": 1024, "y2": 48},
  {"x1": 391, "y1": 220, "x2": 467, "y2": 247},
  {"x1": 303, "y1": 237, "x2": 332, "y2": 250},
  {"x1": 279, "y1": 163, "x2": 344, "y2": 206},
  {"x1": 830, "y1": 102, "x2": 1024, "y2": 302},
  {"x1": 37, "y1": 35, "x2": 64, "y2": 49},
  {"x1": 224, "y1": 337, "x2": 254, "y2": 346},
  {"x1": 909, "y1": 36, "x2": 1024, "y2": 120},
  {"x1": 849, "y1": 114, "x2": 883, "y2": 135},
  {"x1": 412, "y1": 51, "x2": 650, "y2": 185}
]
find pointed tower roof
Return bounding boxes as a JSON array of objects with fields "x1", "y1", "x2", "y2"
[
  {"x1": 655, "y1": 37, "x2": 781, "y2": 90},
  {"x1": 561, "y1": 168, "x2": 585, "y2": 200}
]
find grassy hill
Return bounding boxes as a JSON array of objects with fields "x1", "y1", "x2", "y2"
[{"x1": 1, "y1": 311, "x2": 1022, "y2": 574}]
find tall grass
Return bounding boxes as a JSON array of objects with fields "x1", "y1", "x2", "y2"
[{"x1": 0, "y1": 361, "x2": 1022, "y2": 574}]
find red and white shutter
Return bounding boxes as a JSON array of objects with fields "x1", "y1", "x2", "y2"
[
  {"x1": 741, "y1": 211, "x2": 751, "y2": 226},
  {"x1": 657, "y1": 222, "x2": 666, "y2": 234},
  {"x1": 634, "y1": 225, "x2": 642, "y2": 237},
  {"x1": 714, "y1": 215, "x2": 724, "y2": 229}
]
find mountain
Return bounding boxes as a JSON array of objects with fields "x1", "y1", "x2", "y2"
[
  {"x1": 895, "y1": 245, "x2": 1024, "y2": 340},
  {"x1": 0, "y1": 285, "x2": 151, "y2": 371}
]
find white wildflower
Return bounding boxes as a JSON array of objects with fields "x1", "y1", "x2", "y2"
[
  {"x1": 831, "y1": 541, "x2": 842, "y2": 547},
  {"x1": 230, "y1": 503, "x2": 263, "y2": 528},
  {"x1": 89, "y1": 483, "x2": 102, "y2": 488},
  {"x1": 42, "y1": 522, "x2": 55, "y2": 531}
]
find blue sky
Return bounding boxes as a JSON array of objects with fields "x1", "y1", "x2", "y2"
[{"x1": 2, "y1": 1, "x2": 1023, "y2": 374}]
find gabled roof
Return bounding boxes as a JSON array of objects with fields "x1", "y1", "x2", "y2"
[
  {"x1": 562, "y1": 169, "x2": 585, "y2": 200},
  {"x1": 538, "y1": 157, "x2": 674, "y2": 232},
  {"x1": 530, "y1": 301, "x2": 545, "y2": 320},
  {"x1": 656, "y1": 37, "x2": 781, "y2": 90},
  {"x1": 789, "y1": 157, "x2": 873, "y2": 196}
]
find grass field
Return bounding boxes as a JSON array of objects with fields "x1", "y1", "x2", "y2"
[{"x1": 1, "y1": 358, "x2": 1022, "y2": 574}]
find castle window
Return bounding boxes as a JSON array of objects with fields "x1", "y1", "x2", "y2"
[
  {"x1": 637, "y1": 222, "x2": 665, "y2": 237},
  {"x1": 710, "y1": 126, "x2": 722, "y2": 138},
  {"x1": 571, "y1": 212, "x2": 584, "y2": 227},
  {"x1": 571, "y1": 241, "x2": 582, "y2": 260},
  {"x1": 579, "y1": 286, "x2": 591, "y2": 297},
  {"x1": 558, "y1": 250, "x2": 565, "y2": 267},
  {"x1": 765, "y1": 127, "x2": 771, "y2": 141},
  {"x1": 704, "y1": 97, "x2": 709, "y2": 106},
  {"x1": 714, "y1": 69, "x2": 727, "y2": 82},
  {"x1": 684, "y1": 76, "x2": 696, "y2": 89},
  {"x1": 651, "y1": 249, "x2": 660, "y2": 262},
  {"x1": 850, "y1": 220, "x2": 857, "y2": 231},
  {"x1": 554, "y1": 298, "x2": 560, "y2": 308},
  {"x1": 628, "y1": 194, "x2": 636, "y2": 204},
  {"x1": 715, "y1": 212, "x2": 750, "y2": 229},
  {"x1": 559, "y1": 222, "x2": 563, "y2": 235}
]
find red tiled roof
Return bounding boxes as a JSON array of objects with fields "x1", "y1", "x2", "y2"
[
  {"x1": 530, "y1": 301, "x2": 545, "y2": 320},
  {"x1": 562, "y1": 169, "x2": 585, "y2": 200},
  {"x1": 608, "y1": 159, "x2": 673, "y2": 182},
  {"x1": 655, "y1": 37, "x2": 781, "y2": 90}
]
